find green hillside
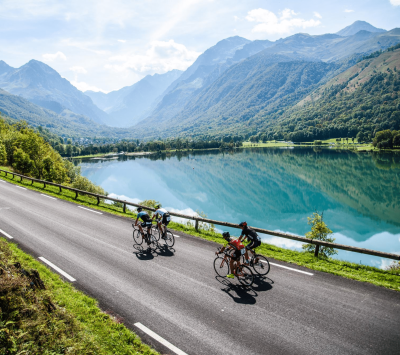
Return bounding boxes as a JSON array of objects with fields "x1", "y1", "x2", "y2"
[{"x1": 258, "y1": 46, "x2": 400, "y2": 142}]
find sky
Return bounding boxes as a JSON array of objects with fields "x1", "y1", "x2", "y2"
[{"x1": 0, "y1": 0, "x2": 399, "y2": 93}]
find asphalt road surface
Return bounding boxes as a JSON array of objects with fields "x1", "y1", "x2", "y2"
[{"x1": 1, "y1": 179, "x2": 399, "y2": 355}]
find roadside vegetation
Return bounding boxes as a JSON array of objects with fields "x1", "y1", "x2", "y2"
[{"x1": 0, "y1": 238, "x2": 158, "y2": 355}]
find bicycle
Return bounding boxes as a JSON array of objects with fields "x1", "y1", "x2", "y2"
[
  {"x1": 213, "y1": 248, "x2": 254, "y2": 287},
  {"x1": 241, "y1": 248, "x2": 270, "y2": 276},
  {"x1": 132, "y1": 224, "x2": 159, "y2": 249},
  {"x1": 152, "y1": 222, "x2": 175, "y2": 248}
]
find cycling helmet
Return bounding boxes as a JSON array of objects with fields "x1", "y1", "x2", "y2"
[
  {"x1": 137, "y1": 207, "x2": 143, "y2": 212},
  {"x1": 155, "y1": 204, "x2": 161, "y2": 209},
  {"x1": 238, "y1": 221, "x2": 247, "y2": 227},
  {"x1": 222, "y1": 231, "x2": 231, "y2": 240}
]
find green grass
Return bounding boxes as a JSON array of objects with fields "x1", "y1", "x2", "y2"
[
  {"x1": 1, "y1": 167, "x2": 399, "y2": 291},
  {"x1": 0, "y1": 238, "x2": 158, "y2": 355}
]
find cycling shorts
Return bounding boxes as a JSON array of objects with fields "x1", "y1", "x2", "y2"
[
  {"x1": 246, "y1": 239, "x2": 261, "y2": 250},
  {"x1": 141, "y1": 222, "x2": 152, "y2": 228},
  {"x1": 162, "y1": 213, "x2": 171, "y2": 226},
  {"x1": 231, "y1": 248, "x2": 245, "y2": 261}
]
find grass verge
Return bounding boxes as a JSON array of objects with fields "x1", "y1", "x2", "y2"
[
  {"x1": 1, "y1": 167, "x2": 399, "y2": 292},
  {"x1": 0, "y1": 238, "x2": 158, "y2": 354}
]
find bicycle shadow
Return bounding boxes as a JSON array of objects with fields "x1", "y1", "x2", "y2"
[
  {"x1": 132, "y1": 242, "x2": 175, "y2": 260},
  {"x1": 155, "y1": 244, "x2": 176, "y2": 257},
  {"x1": 252, "y1": 275, "x2": 274, "y2": 292},
  {"x1": 132, "y1": 244, "x2": 158, "y2": 260},
  {"x1": 216, "y1": 276, "x2": 257, "y2": 304}
]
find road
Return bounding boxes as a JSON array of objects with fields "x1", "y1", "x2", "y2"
[{"x1": 0, "y1": 179, "x2": 399, "y2": 355}]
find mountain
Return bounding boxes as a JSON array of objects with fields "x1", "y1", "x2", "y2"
[
  {"x1": 0, "y1": 88, "x2": 102, "y2": 137},
  {"x1": 141, "y1": 54, "x2": 338, "y2": 138},
  {"x1": 132, "y1": 26, "x2": 400, "y2": 139},
  {"x1": 260, "y1": 45, "x2": 400, "y2": 142},
  {"x1": 85, "y1": 69, "x2": 182, "y2": 127},
  {"x1": 336, "y1": 20, "x2": 386, "y2": 37},
  {"x1": 0, "y1": 60, "x2": 109, "y2": 125},
  {"x1": 145, "y1": 36, "x2": 257, "y2": 123}
]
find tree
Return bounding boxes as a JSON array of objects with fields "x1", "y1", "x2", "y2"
[
  {"x1": 302, "y1": 212, "x2": 337, "y2": 258},
  {"x1": 13, "y1": 148, "x2": 33, "y2": 175},
  {"x1": 0, "y1": 144, "x2": 6, "y2": 165}
]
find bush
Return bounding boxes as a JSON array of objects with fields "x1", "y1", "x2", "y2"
[{"x1": 71, "y1": 175, "x2": 106, "y2": 196}]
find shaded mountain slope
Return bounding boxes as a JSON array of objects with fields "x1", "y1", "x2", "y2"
[{"x1": 0, "y1": 60, "x2": 109, "y2": 125}]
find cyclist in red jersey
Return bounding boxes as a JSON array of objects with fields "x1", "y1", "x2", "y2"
[{"x1": 216, "y1": 232, "x2": 245, "y2": 279}]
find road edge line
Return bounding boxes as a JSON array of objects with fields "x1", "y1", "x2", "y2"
[
  {"x1": 268, "y1": 261, "x2": 314, "y2": 275},
  {"x1": 38, "y1": 257, "x2": 76, "y2": 282},
  {"x1": 134, "y1": 322, "x2": 188, "y2": 355},
  {"x1": 0, "y1": 228, "x2": 13, "y2": 239}
]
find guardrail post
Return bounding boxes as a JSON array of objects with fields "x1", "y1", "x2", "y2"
[
  {"x1": 123, "y1": 203, "x2": 126, "y2": 213},
  {"x1": 31, "y1": 179, "x2": 33, "y2": 185},
  {"x1": 195, "y1": 219, "x2": 199, "y2": 231},
  {"x1": 59, "y1": 186, "x2": 62, "y2": 193},
  {"x1": 97, "y1": 196, "x2": 100, "y2": 205},
  {"x1": 75, "y1": 191, "x2": 78, "y2": 199},
  {"x1": 314, "y1": 244, "x2": 320, "y2": 257},
  {"x1": 20, "y1": 176, "x2": 22, "y2": 182},
  {"x1": 43, "y1": 183, "x2": 46, "y2": 189}
]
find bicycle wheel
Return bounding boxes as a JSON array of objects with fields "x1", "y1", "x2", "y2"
[
  {"x1": 252, "y1": 255, "x2": 270, "y2": 275},
  {"x1": 164, "y1": 230, "x2": 175, "y2": 248},
  {"x1": 213, "y1": 256, "x2": 230, "y2": 277},
  {"x1": 133, "y1": 230, "x2": 143, "y2": 245},
  {"x1": 237, "y1": 265, "x2": 254, "y2": 287},
  {"x1": 152, "y1": 225, "x2": 161, "y2": 241}
]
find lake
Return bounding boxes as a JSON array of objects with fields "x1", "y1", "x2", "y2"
[{"x1": 79, "y1": 147, "x2": 400, "y2": 268}]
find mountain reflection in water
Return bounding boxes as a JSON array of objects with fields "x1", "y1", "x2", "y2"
[{"x1": 79, "y1": 148, "x2": 400, "y2": 268}]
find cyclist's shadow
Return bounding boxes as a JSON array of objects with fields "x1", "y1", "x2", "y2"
[
  {"x1": 216, "y1": 276, "x2": 257, "y2": 304},
  {"x1": 252, "y1": 275, "x2": 274, "y2": 292},
  {"x1": 132, "y1": 244, "x2": 157, "y2": 260}
]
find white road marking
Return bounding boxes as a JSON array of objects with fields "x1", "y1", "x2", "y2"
[
  {"x1": 0, "y1": 180, "x2": 5, "y2": 182},
  {"x1": 41, "y1": 194, "x2": 56, "y2": 200},
  {"x1": 38, "y1": 257, "x2": 76, "y2": 282},
  {"x1": 16, "y1": 186, "x2": 26, "y2": 190},
  {"x1": 0, "y1": 228, "x2": 13, "y2": 239},
  {"x1": 134, "y1": 322, "x2": 188, "y2": 355},
  {"x1": 267, "y1": 261, "x2": 314, "y2": 276},
  {"x1": 78, "y1": 206, "x2": 102, "y2": 214}
]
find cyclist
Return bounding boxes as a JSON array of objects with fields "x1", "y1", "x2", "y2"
[
  {"x1": 216, "y1": 232, "x2": 245, "y2": 279},
  {"x1": 134, "y1": 207, "x2": 152, "y2": 245},
  {"x1": 238, "y1": 221, "x2": 261, "y2": 264},
  {"x1": 152, "y1": 204, "x2": 171, "y2": 239}
]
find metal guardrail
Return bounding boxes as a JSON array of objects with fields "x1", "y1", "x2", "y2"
[{"x1": 1, "y1": 168, "x2": 399, "y2": 261}]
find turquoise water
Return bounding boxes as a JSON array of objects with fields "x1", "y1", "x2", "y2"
[{"x1": 79, "y1": 148, "x2": 400, "y2": 268}]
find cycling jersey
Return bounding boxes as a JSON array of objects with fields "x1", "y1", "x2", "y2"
[
  {"x1": 240, "y1": 226, "x2": 260, "y2": 242},
  {"x1": 155, "y1": 208, "x2": 171, "y2": 225},
  {"x1": 228, "y1": 239, "x2": 245, "y2": 261},
  {"x1": 229, "y1": 239, "x2": 245, "y2": 251},
  {"x1": 155, "y1": 208, "x2": 168, "y2": 216},
  {"x1": 137, "y1": 211, "x2": 151, "y2": 223}
]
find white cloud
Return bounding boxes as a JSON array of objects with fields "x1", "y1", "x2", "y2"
[
  {"x1": 246, "y1": 8, "x2": 321, "y2": 34},
  {"x1": 117, "y1": 39, "x2": 126, "y2": 43},
  {"x1": 344, "y1": 9, "x2": 354, "y2": 13},
  {"x1": 390, "y1": 0, "x2": 400, "y2": 6},
  {"x1": 42, "y1": 51, "x2": 67, "y2": 61},
  {"x1": 314, "y1": 11, "x2": 322, "y2": 19},
  {"x1": 70, "y1": 66, "x2": 87, "y2": 74},
  {"x1": 105, "y1": 39, "x2": 200, "y2": 75},
  {"x1": 71, "y1": 80, "x2": 104, "y2": 92}
]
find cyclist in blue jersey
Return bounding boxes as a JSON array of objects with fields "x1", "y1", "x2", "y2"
[
  {"x1": 238, "y1": 221, "x2": 261, "y2": 264},
  {"x1": 152, "y1": 205, "x2": 171, "y2": 239},
  {"x1": 135, "y1": 207, "x2": 152, "y2": 245}
]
